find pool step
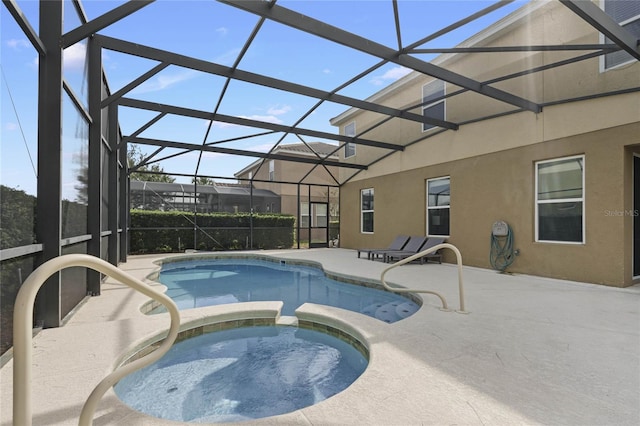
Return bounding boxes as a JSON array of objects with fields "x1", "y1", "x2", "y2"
[
  {"x1": 395, "y1": 301, "x2": 418, "y2": 319},
  {"x1": 276, "y1": 315, "x2": 298, "y2": 326},
  {"x1": 361, "y1": 301, "x2": 418, "y2": 323}
]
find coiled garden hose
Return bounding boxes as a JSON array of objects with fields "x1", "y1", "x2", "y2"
[{"x1": 490, "y1": 224, "x2": 515, "y2": 272}]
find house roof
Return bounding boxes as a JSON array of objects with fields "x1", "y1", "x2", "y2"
[
  {"x1": 233, "y1": 142, "x2": 339, "y2": 178},
  {"x1": 130, "y1": 180, "x2": 278, "y2": 198}
]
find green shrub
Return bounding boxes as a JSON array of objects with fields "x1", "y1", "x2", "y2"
[{"x1": 129, "y1": 210, "x2": 295, "y2": 254}]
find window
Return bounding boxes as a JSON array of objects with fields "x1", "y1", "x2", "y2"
[
  {"x1": 603, "y1": 0, "x2": 640, "y2": 70},
  {"x1": 344, "y1": 121, "x2": 356, "y2": 158},
  {"x1": 313, "y1": 203, "x2": 328, "y2": 228},
  {"x1": 360, "y1": 188, "x2": 374, "y2": 233},
  {"x1": 268, "y1": 160, "x2": 274, "y2": 181},
  {"x1": 422, "y1": 80, "x2": 445, "y2": 132},
  {"x1": 426, "y1": 177, "x2": 450, "y2": 237},
  {"x1": 535, "y1": 155, "x2": 585, "y2": 243},
  {"x1": 300, "y1": 202, "x2": 309, "y2": 228}
]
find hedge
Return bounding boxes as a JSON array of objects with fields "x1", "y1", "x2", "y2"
[{"x1": 129, "y1": 210, "x2": 295, "y2": 254}]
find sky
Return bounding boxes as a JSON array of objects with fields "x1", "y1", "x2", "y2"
[{"x1": 1, "y1": 0, "x2": 528, "y2": 199}]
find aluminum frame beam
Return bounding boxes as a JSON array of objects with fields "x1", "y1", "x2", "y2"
[
  {"x1": 95, "y1": 35, "x2": 457, "y2": 130},
  {"x1": 118, "y1": 97, "x2": 404, "y2": 151},
  {"x1": 560, "y1": 0, "x2": 640, "y2": 61},
  {"x1": 126, "y1": 136, "x2": 367, "y2": 170},
  {"x1": 36, "y1": 0, "x2": 63, "y2": 328},
  {"x1": 219, "y1": 0, "x2": 542, "y2": 114},
  {"x1": 3, "y1": 0, "x2": 46, "y2": 55},
  {"x1": 61, "y1": 0, "x2": 154, "y2": 48}
]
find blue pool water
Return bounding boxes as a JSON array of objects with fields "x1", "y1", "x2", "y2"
[
  {"x1": 151, "y1": 258, "x2": 419, "y2": 323},
  {"x1": 114, "y1": 326, "x2": 368, "y2": 423}
]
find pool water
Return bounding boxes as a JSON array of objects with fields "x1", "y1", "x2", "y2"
[
  {"x1": 151, "y1": 258, "x2": 419, "y2": 323},
  {"x1": 114, "y1": 326, "x2": 368, "y2": 423}
]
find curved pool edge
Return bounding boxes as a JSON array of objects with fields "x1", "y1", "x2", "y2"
[
  {"x1": 112, "y1": 301, "x2": 285, "y2": 371},
  {"x1": 139, "y1": 251, "x2": 424, "y2": 315},
  {"x1": 109, "y1": 303, "x2": 375, "y2": 425}
]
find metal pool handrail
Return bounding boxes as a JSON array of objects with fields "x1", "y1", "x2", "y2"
[
  {"x1": 12, "y1": 254, "x2": 181, "y2": 426},
  {"x1": 379, "y1": 243, "x2": 467, "y2": 313}
]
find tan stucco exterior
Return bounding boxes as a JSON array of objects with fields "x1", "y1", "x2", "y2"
[{"x1": 332, "y1": 1, "x2": 640, "y2": 287}]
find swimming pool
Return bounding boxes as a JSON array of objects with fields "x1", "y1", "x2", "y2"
[
  {"x1": 150, "y1": 256, "x2": 419, "y2": 323},
  {"x1": 114, "y1": 325, "x2": 368, "y2": 423}
]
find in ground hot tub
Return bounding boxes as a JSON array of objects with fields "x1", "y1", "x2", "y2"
[{"x1": 114, "y1": 322, "x2": 368, "y2": 423}]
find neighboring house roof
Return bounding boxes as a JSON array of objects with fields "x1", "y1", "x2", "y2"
[
  {"x1": 129, "y1": 180, "x2": 278, "y2": 197},
  {"x1": 234, "y1": 142, "x2": 339, "y2": 177},
  {"x1": 276, "y1": 142, "x2": 339, "y2": 157}
]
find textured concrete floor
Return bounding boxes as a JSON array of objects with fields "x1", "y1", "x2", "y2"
[{"x1": 1, "y1": 248, "x2": 639, "y2": 425}]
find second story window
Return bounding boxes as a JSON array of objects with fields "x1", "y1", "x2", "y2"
[
  {"x1": 344, "y1": 121, "x2": 356, "y2": 158},
  {"x1": 422, "y1": 80, "x2": 445, "y2": 132},
  {"x1": 269, "y1": 160, "x2": 274, "y2": 181},
  {"x1": 603, "y1": 0, "x2": 640, "y2": 70}
]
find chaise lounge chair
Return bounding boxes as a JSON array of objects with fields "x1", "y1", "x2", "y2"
[
  {"x1": 385, "y1": 237, "x2": 445, "y2": 264},
  {"x1": 376, "y1": 236, "x2": 428, "y2": 263},
  {"x1": 357, "y1": 235, "x2": 410, "y2": 260}
]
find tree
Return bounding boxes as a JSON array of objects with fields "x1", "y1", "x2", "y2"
[
  {"x1": 127, "y1": 145, "x2": 175, "y2": 182},
  {"x1": 192, "y1": 176, "x2": 215, "y2": 186}
]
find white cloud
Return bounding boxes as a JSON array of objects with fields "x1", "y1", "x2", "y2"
[
  {"x1": 132, "y1": 68, "x2": 197, "y2": 94},
  {"x1": 63, "y1": 42, "x2": 87, "y2": 72},
  {"x1": 185, "y1": 150, "x2": 225, "y2": 160},
  {"x1": 247, "y1": 143, "x2": 276, "y2": 153},
  {"x1": 216, "y1": 27, "x2": 228, "y2": 36},
  {"x1": 267, "y1": 105, "x2": 291, "y2": 115},
  {"x1": 6, "y1": 39, "x2": 30, "y2": 50},
  {"x1": 323, "y1": 68, "x2": 332, "y2": 74},
  {"x1": 370, "y1": 66, "x2": 412, "y2": 86},
  {"x1": 5, "y1": 122, "x2": 19, "y2": 131},
  {"x1": 241, "y1": 114, "x2": 284, "y2": 125},
  {"x1": 212, "y1": 121, "x2": 236, "y2": 129},
  {"x1": 214, "y1": 48, "x2": 242, "y2": 66}
]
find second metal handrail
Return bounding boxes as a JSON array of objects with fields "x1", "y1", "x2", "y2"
[
  {"x1": 13, "y1": 254, "x2": 181, "y2": 426},
  {"x1": 380, "y1": 243, "x2": 467, "y2": 313}
]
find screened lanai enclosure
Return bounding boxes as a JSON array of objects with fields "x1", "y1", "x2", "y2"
[{"x1": 1, "y1": 0, "x2": 639, "y2": 354}]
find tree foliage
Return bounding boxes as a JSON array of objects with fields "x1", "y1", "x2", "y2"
[
  {"x1": 0, "y1": 185, "x2": 36, "y2": 248},
  {"x1": 127, "y1": 145, "x2": 175, "y2": 183},
  {"x1": 192, "y1": 176, "x2": 215, "y2": 185}
]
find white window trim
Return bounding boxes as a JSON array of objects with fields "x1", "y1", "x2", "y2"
[
  {"x1": 599, "y1": 0, "x2": 640, "y2": 72},
  {"x1": 534, "y1": 155, "x2": 586, "y2": 244},
  {"x1": 360, "y1": 188, "x2": 374, "y2": 234},
  {"x1": 268, "y1": 160, "x2": 274, "y2": 181},
  {"x1": 422, "y1": 80, "x2": 445, "y2": 133},
  {"x1": 426, "y1": 176, "x2": 450, "y2": 238},
  {"x1": 344, "y1": 121, "x2": 356, "y2": 158}
]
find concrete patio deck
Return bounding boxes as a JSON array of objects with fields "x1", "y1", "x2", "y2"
[{"x1": 1, "y1": 248, "x2": 639, "y2": 425}]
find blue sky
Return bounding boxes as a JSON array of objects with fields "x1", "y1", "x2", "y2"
[{"x1": 1, "y1": 0, "x2": 527, "y2": 198}]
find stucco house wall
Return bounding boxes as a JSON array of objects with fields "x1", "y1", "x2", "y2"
[{"x1": 332, "y1": 1, "x2": 640, "y2": 287}]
